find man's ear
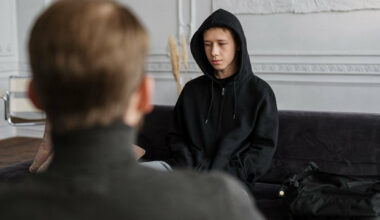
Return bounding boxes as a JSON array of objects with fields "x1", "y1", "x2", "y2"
[
  {"x1": 137, "y1": 75, "x2": 154, "y2": 114},
  {"x1": 27, "y1": 80, "x2": 44, "y2": 110},
  {"x1": 124, "y1": 75, "x2": 154, "y2": 126}
]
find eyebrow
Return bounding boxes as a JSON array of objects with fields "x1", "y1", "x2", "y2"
[{"x1": 204, "y1": 39, "x2": 228, "y2": 43}]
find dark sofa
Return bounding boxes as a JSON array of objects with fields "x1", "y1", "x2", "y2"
[
  {"x1": 138, "y1": 106, "x2": 380, "y2": 219},
  {"x1": 1, "y1": 105, "x2": 380, "y2": 219}
]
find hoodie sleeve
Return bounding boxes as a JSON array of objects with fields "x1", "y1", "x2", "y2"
[
  {"x1": 242, "y1": 88, "x2": 279, "y2": 183},
  {"x1": 166, "y1": 91, "x2": 194, "y2": 167}
]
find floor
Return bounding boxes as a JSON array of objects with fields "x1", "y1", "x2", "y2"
[{"x1": 0, "y1": 137, "x2": 41, "y2": 168}]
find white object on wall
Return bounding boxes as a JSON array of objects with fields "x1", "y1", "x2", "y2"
[{"x1": 213, "y1": 0, "x2": 380, "y2": 14}]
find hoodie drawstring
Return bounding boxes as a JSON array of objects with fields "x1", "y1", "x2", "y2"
[
  {"x1": 205, "y1": 79, "x2": 237, "y2": 125},
  {"x1": 204, "y1": 80, "x2": 214, "y2": 125},
  {"x1": 233, "y1": 78, "x2": 237, "y2": 120}
]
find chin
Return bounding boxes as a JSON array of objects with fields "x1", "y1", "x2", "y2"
[{"x1": 212, "y1": 65, "x2": 225, "y2": 71}]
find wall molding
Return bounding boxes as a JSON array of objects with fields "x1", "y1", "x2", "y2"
[
  {"x1": 252, "y1": 63, "x2": 380, "y2": 75},
  {"x1": 213, "y1": 0, "x2": 380, "y2": 14},
  {"x1": 0, "y1": 62, "x2": 30, "y2": 80},
  {"x1": 151, "y1": 73, "x2": 380, "y2": 85},
  {"x1": 15, "y1": 59, "x2": 380, "y2": 77},
  {"x1": 17, "y1": 62, "x2": 30, "y2": 73},
  {"x1": 177, "y1": 0, "x2": 196, "y2": 41},
  {"x1": 147, "y1": 61, "x2": 380, "y2": 75},
  {"x1": 12, "y1": 61, "x2": 380, "y2": 84},
  {"x1": 0, "y1": 62, "x2": 19, "y2": 81},
  {"x1": 248, "y1": 51, "x2": 380, "y2": 57},
  {"x1": 149, "y1": 51, "x2": 380, "y2": 58},
  {"x1": 0, "y1": 62, "x2": 19, "y2": 71},
  {"x1": 151, "y1": 75, "x2": 380, "y2": 87},
  {"x1": 147, "y1": 61, "x2": 380, "y2": 85}
]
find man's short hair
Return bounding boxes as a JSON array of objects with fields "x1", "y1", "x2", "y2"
[{"x1": 29, "y1": 0, "x2": 148, "y2": 133}]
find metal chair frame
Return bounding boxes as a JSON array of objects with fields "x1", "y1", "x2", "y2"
[{"x1": 1, "y1": 75, "x2": 45, "y2": 126}]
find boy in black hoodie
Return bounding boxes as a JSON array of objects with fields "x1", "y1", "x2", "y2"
[{"x1": 168, "y1": 9, "x2": 279, "y2": 193}]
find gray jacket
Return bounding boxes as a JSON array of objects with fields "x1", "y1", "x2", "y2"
[{"x1": 0, "y1": 122, "x2": 264, "y2": 220}]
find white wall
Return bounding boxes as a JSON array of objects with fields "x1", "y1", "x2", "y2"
[
  {"x1": 17, "y1": 0, "x2": 46, "y2": 74},
  {"x1": 0, "y1": 0, "x2": 46, "y2": 139},
  {"x1": 240, "y1": 10, "x2": 380, "y2": 113},
  {"x1": 0, "y1": 0, "x2": 18, "y2": 139},
  {"x1": 124, "y1": 0, "x2": 380, "y2": 113},
  {"x1": 0, "y1": 0, "x2": 379, "y2": 139},
  {"x1": 121, "y1": 0, "x2": 212, "y2": 105}
]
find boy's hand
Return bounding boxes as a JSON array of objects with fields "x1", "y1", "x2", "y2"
[
  {"x1": 133, "y1": 144, "x2": 146, "y2": 160},
  {"x1": 29, "y1": 123, "x2": 53, "y2": 174}
]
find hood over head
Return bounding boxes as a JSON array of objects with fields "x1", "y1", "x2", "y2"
[{"x1": 190, "y1": 9, "x2": 253, "y2": 81}]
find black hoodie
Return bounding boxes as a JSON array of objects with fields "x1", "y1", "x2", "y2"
[{"x1": 167, "y1": 9, "x2": 278, "y2": 191}]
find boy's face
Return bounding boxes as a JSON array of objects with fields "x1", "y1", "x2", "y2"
[{"x1": 203, "y1": 27, "x2": 238, "y2": 78}]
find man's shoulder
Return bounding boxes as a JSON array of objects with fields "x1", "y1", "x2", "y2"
[
  {"x1": 137, "y1": 168, "x2": 264, "y2": 220},
  {"x1": 0, "y1": 178, "x2": 60, "y2": 219},
  {"x1": 0, "y1": 174, "x2": 65, "y2": 201},
  {"x1": 0, "y1": 167, "x2": 264, "y2": 220},
  {"x1": 188, "y1": 170, "x2": 264, "y2": 219},
  {"x1": 128, "y1": 165, "x2": 234, "y2": 193}
]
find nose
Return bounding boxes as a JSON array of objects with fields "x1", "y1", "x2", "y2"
[{"x1": 211, "y1": 44, "x2": 219, "y2": 57}]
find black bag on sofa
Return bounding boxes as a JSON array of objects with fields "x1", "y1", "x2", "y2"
[{"x1": 281, "y1": 162, "x2": 380, "y2": 218}]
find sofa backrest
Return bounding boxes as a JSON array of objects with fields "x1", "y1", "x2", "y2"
[
  {"x1": 138, "y1": 105, "x2": 380, "y2": 183},
  {"x1": 265, "y1": 110, "x2": 380, "y2": 183},
  {"x1": 138, "y1": 105, "x2": 174, "y2": 161}
]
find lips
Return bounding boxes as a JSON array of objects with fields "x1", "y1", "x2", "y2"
[{"x1": 212, "y1": 60, "x2": 222, "y2": 64}]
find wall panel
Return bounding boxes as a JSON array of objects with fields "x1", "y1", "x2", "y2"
[{"x1": 139, "y1": 0, "x2": 380, "y2": 114}]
